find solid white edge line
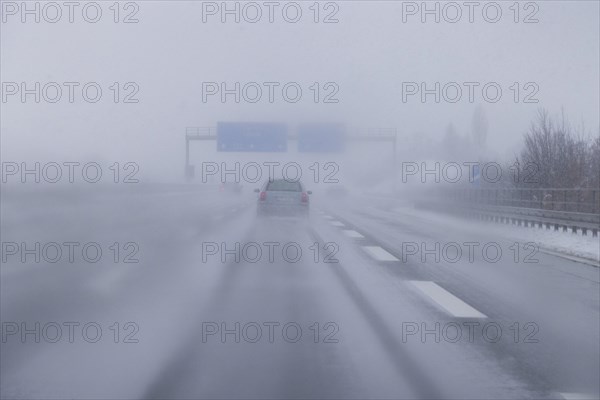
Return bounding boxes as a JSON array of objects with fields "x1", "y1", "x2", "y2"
[{"x1": 537, "y1": 247, "x2": 600, "y2": 268}]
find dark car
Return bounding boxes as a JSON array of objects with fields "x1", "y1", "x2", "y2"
[{"x1": 255, "y1": 179, "x2": 311, "y2": 217}]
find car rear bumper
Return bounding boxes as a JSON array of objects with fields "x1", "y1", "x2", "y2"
[{"x1": 257, "y1": 203, "x2": 309, "y2": 217}]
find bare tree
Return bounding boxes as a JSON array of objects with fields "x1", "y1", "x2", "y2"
[{"x1": 515, "y1": 108, "x2": 598, "y2": 190}]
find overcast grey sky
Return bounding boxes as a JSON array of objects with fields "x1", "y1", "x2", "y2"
[{"x1": 2, "y1": 1, "x2": 599, "y2": 179}]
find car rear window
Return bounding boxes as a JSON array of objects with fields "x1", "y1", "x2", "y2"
[{"x1": 266, "y1": 180, "x2": 302, "y2": 192}]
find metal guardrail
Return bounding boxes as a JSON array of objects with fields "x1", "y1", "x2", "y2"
[
  {"x1": 449, "y1": 188, "x2": 600, "y2": 214},
  {"x1": 469, "y1": 205, "x2": 599, "y2": 236},
  {"x1": 417, "y1": 200, "x2": 599, "y2": 237}
]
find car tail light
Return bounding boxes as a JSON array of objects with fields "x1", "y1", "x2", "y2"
[
  {"x1": 301, "y1": 192, "x2": 309, "y2": 203},
  {"x1": 259, "y1": 191, "x2": 267, "y2": 201}
]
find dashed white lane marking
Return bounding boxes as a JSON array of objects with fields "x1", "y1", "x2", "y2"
[
  {"x1": 324, "y1": 215, "x2": 334, "y2": 220},
  {"x1": 331, "y1": 221, "x2": 345, "y2": 227},
  {"x1": 343, "y1": 230, "x2": 364, "y2": 239},
  {"x1": 410, "y1": 281, "x2": 487, "y2": 319},
  {"x1": 559, "y1": 393, "x2": 599, "y2": 400},
  {"x1": 362, "y1": 246, "x2": 399, "y2": 262}
]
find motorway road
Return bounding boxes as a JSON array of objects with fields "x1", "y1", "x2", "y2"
[{"x1": 1, "y1": 186, "x2": 599, "y2": 399}]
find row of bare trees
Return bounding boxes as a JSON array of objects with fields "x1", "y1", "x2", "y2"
[{"x1": 512, "y1": 109, "x2": 600, "y2": 190}]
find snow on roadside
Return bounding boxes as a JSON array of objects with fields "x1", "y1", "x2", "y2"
[
  {"x1": 406, "y1": 207, "x2": 600, "y2": 265},
  {"x1": 491, "y1": 222, "x2": 599, "y2": 264}
]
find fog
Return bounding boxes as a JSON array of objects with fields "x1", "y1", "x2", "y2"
[
  {"x1": 2, "y1": 1, "x2": 599, "y2": 177},
  {"x1": 1, "y1": 1, "x2": 599, "y2": 399}
]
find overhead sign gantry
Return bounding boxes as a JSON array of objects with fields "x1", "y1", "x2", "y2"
[{"x1": 184, "y1": 123, "x2": 396, "y2": 180}]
